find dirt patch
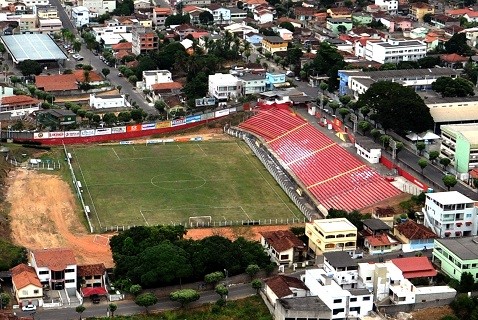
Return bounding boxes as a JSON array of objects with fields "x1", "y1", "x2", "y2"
[
  {"x1": 409, "y1": 306, "x2": 454, "y2": 320},
  {"x1": 360, "y1": 192, "x2": 411, "y2": 215},
  {"x1": 6, "y1": 169, "x2": 113, "y2": 268},
  {"x1": 185, "y1": 224, "x2": 302, "y2": 242}
]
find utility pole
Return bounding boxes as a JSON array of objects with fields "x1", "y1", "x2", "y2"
[{"x1": 349, "y1": 113, "x2": 358, "y2": 133}]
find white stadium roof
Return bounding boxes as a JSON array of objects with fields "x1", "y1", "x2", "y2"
[{"x1": 1, "y1": 34, "x2": 67, "y2": 64}]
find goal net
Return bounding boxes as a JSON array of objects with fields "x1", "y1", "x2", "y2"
[{"x1": 188, "y1": 215, "x2": 212, "y2": 227}]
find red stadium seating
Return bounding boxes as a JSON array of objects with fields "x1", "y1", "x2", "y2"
[{"x1": 238, "y1": 108, "x2": 401, "y2": 211}]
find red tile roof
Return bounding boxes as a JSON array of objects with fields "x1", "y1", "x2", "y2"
[
  {"x1": 154, "y1": 7, "x2": 172, "y2": 14},
  {"x1": 32, "y1": 248, "x2": 77, "y2": 271},
  {"x1": 151, "y1": 81, "x2": 183, "y2": 91},
  {"x1": 265, "y1": 275, "x2": 308, "y2": 298},
  {"x1": 35, "y1": 74, "x2": 78, "y2": 92},
  {"x1": 260, "y1": 230, "x2": 305, "y2": 252},
  {"x1": 2, "y1": 95, "x2": 40, "y2": 106},
  {"x1": 11, "y1": 264, "x2": 42, "y2": 289},
  {"x1": 441, "y1": 53, "x2": 468, "y2": 63},
  {"x1": 112, "y1": 42, "x2": 132, "y2": 51},
  {"x1": 73, "y1": 70, "x2": 103, "y2": 82},
  {"x1": 365, "y1": 233, "x2": 400, "y2": 247},
  {"x1": 77, "y1": 263, "x2": 106, "y2": 277},
  {"x1": 394, "y1": 220, "x2": 437, "y2": 240},
  {"x1": 391, "y1": 256, "x2": 437, "y2": 279}
]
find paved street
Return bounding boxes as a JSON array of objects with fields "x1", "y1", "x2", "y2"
[{"x1": 16, "y1": 283, "x2": 255, "y2": 320}]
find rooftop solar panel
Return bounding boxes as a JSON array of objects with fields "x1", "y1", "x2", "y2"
[{"x1": 1, "y1": 34, "x2": 68, "y2": 63}]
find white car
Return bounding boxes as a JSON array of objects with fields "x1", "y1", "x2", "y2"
[{"x1": 22, "y1": 304, "x2": 36, "y2": 312}]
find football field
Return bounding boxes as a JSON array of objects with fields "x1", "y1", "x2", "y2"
[{"x1": 70, "y1": 141, "x2": 302, "y2": 231}]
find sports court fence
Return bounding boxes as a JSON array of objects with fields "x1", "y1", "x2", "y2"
[
  {"x1": 225, "y1": 126, "x2": 317, "y2": 221},
  {"x1": 63, "y1": 143, "x2": 94, "y2": 233},
  {"x1": 102, "y1": 217, "x2": 308, "y2": 232}
]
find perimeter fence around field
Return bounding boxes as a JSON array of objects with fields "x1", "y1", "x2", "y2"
[{"x1": 63, "y1": 143, "x2": 94, "y2": 233}]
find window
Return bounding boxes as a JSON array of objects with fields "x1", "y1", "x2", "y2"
[
  {"x1": 22, "y1": 290, "x2": 28, "y2": 295},
  {"x1": 363, "y1": 296, "x2": 371, "y2": 301},
  {"x1": 34, "y1": 289, "x2": 39, "y2": 294},
  {"x1": 333, "y1": 299, "x2": 342, "y2": 303},
  {"x1": 333, "y1": 308, "x2": 344, "y2": 315},
  {"x1": 280, "y1": 254, "x2": 289, "y2": 260},
  {"x1": 350, "y1": 297, "x2": 357, "y2": 302},
  {"x1": 65, "y1": 268, "x2": 74, "y2": 273},
  {"x1": 94, "y1": 275, "x2": 102, "y2": 279},
  {"x1": 366, "y1": 277, "x2": 372, "y2": 281},
  {"x1": 39, "y1": 271, "x2": 49, "y2": 275},
  {"x1": 65, "y1": 279, "x2": 75, "y2": 283}
]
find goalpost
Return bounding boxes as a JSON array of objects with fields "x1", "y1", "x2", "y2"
[{"x1": 188, "y1": 215, "x2": 212, "y2": 227}]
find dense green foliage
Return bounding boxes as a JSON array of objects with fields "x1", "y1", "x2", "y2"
[
  {"x1": 0, "y1": 239, "x2": 27, "y2": 271},
  {"x1": 327, "y1": 209, "x2": 371, "y2": 230},
  {"x1": 110, "y1": 225, "x2": 270, "y2": 288},
  {"x1": 356, "y1": 81, "x2": 434, "y2": 134},
  {"x1": 18, "y1": 60, "x2": 42, "y2": 76},
  {"x1": 169, "y1": 289, "x2": 200, "y2": 308},
  {"x1": 445, "y1": 33, "x2": 473, "y2": 56},
  {"x1": 432, "y1": 77, "x2": 475, "y2": 97}
]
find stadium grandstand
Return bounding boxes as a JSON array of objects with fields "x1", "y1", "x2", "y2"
[{"x1": 238, "y1": 108, "x2": 401, "y2": 212}]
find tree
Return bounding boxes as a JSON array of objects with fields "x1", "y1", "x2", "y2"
[
  {"x1": 440, "y1": 157, "x2": 451, "y2": 170},
  {"x1": 418, "y1": 158, "x2": 428, "y2": 174},
  {"x1": 18, "y1": 59, "x2": 42, "y2": 76},
  {"x1": 135, "y1": 293, "x2": 158, "y2": 313},
  {"x1": 360, "y1": 106, "x2": 370, "y2": 118},
  {"x1": 304, "y1": 42, "x2": 346, "y2": 91},
  {"x1": 204, "y1": 271, "x2": 224, "y2": 287},
  {"x1": 129, "y1": 284, "x2": 142, "y2": 296},
  {"x1": 116, "y1": 85, "x2": 122, "y2": 93},
  {"x1": 443, "y1": 174, "x2": 458, "y2": 191},
  {"x1": 102, "y1": 68, "x2": 110, "y2": 78},
  {"x1": 102, "y1": 112, "x2": 117, "y2": 126},
  {"x1": 445, "y1": 33, "x2": 473, "y2": 56},
  {"x1": 358, "y1": 120, "x2": 372, "y2": 135},
  {"x1": 169, "y1": 289, "x2": 200, "y2": 308},
  {"x1": 337, "y1": 24, "x2": 347, "y2": 34},
  {"x1": 199, "y1": 11, "x2": 214, "y2": 24},
  {"x1": 215, "y1": 284, "x2": 228, "y2": 299},
  {"x1": 329, "y1": 101, "x2": 340, "y2": 115},
  {"x1": 108, "y1": 303, "x2": 117, "y2": 317},
  {"x1": 451, "y1": 294, "x2": 476, "y2": 319},
  {"x1": 279, "y1": 21, "x2": 295, "y2": 32},
  {"x1": 416, "y1": 141, "x2": 426, "y2": 155},
  {"x1": 165, "y1": 14, "x2": 190, "y2": 27},
  {"x1": 251, "y1": 279, "x2": 262, "y2": 294},
  {"x1": 356, "y1": 82, "x2": 434, "y2": 134},
  {"x1": 432, "y1": 76, "x2": 475, "y2": 97},
  {"x1": 118, "y1": 111, "x2": 131, "y2": 123},
  {"x1": 338, "y1": 108, "x2": 350, "y2": 121},
  {"x1": 370, "y1": 129, "x2": 381, "y2": 142},
  {"x1": 246, "y1": 264, "x2": 260, "y2": 280},
  {"x1": 429, "y1": 150, "x2": 440, "y2": 162},
  {"x1": 75, "y1": 305, "x2": 86, "y2": 320},
  {"x1": 0, "y1": 292, "x2": 10, "y2": 308},
  {"x1": 423, "y1": 13, "x2": 433, "y2": 23},
  {"x1": 130, "y1": 109, "x2": 145, "y2": 123}
]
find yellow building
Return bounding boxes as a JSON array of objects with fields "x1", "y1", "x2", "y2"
[
  {"x1": 305, "y1": 218, "x2": 357, "y2": 255},
  {"x1": 410, "y1": 2, "x2": 434, "y2": 21},
  {"x1": 262, "y1": 35, "x2": 288, "y2": 54},
  {"x1": 326, "y1": 7, "x2": 352, "y2": 19}
]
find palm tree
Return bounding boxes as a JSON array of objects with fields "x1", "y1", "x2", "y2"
[
  {"x1": 75, "y1": 305, "x2": 86, "y2": 320},
  {"x1": 108, "y1": 303, "x2": 117, "y2": 317}
]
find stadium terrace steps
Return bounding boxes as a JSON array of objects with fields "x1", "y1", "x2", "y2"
[{"x1": 238, "y1": 109, "x2": 402, "y2": 211}]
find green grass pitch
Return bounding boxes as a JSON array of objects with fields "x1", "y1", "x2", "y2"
[{"x1": 70, "y1": 140, "x2": 303, "y2": 231}]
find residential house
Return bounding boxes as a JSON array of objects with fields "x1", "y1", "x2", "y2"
[
  {"x1": 294, "y1": 6, "x2": 317, "y2": 23},
  {"x1": 38, "y1": 18, "x2": 63, "y2": 33},
  {"x1": 264, "y1": 275, "x2": 309, "y2": 306},
  {"x1": 362, "y1": 218, "x2": 391, "y2": 235},
  {"x1": 224, "y1": 22, "x2": 258, "y2": 37},
  {"x1": 375, "y1": 0, "x2": 398, "y2": 13},
  {"x1": 30, "y1": 248, "x2": 77, "y2": 290},
  {"x1": 440, "y1": 124, "x2": 478, "y2": 176},
  {"x1": 372, "y1": 206, "x2": 396, "y2": 228},
  {"x1": 302, "y1": 268, "x2": 373, "y2": 319},
  {"x1": 327, "y1": 7, "x2": 352, "y2": 19},
  {"x1": 244, "y1": 32, "x2": 263, "y2": 45},
  {"x1": 208, "y1": 73, "x2": 241, "y2": 101},
  {"x1": 364, "y1": 233, "x2": 402, "y2": 255},
  {"x1": 423, "y1": 191, "x2": 477, "y2": 238},
  {"x1": 326, "y1": 18, "x2": 353, "y2": 34},
  {"x1": 77, "y1": 263, "x2": 106, "y2": 289},
  {"x1": 352, "y1": 12, "x2": 373, "y2": 25},
  {"x1": 253, "y1": 7, "x2": 273, "y2": 24},
  {"x1": 305, "y1": 218, "x2": 357, "y2": 255},
  {"x1": 132, "y1": 26, "x2": 158, "y2": 55},
  {"x1": 35, "y1": 74, "x2": 79, "y2": 92},
  {"x1": 181, "y1": 0, "x2": 211, "y2": 6},
  {"x1": 380, "y1": 16, "x2": 412, "y2": 32},
  {"x1": 323, "y1": 251, "x2": 359, "y2": 289},
  {"x1": 240, "y1": 73, "x2": 267, "y2": 95},
  {"x1": 394, "y1": 219, "x2": 437, "y2": 252},
  {"x1": 77, "y1": 0, "x2": 116, "y2": 15},
  {"x1": 244, "y1": 0, "x2": 267, "y2": 11},
  {"x1": 259, "y1": 229, "x2": 306, "y2": 266},
  {"x1": 10, "y1": 264, "x2": 43, "y2": 306},
  {"x1": 89, "y1": 94, "x2": 126, "y2": 109},
  {"x1": 111, "y1": 41, "x2": 133, "y2": 60},
  {"x1": 134, "y1": 0, "x2": 151, "y2": 11},
  {"x1": 433, "y1": 237, "x2": 478, "y2": 281},
  {"x1": 152, "y1": 7, "x2": 171, "y2": 27},
  {"x1": 17, "y1": 13, "x2": 38, "y2": 33},
  {"x1": 364, "y1": 39, "x2": 426, "y2": 64},
  {"x1": 36, "y1": 5, "x2": 58, "y2": 19},
  {"x1": 463, "y1": 27, "x2": 478, "y2": 47},
  {"x1": 261, "y1": 36, "x2": 287, "y2": 54},
  {"x1": 142, "y1": 69, "x2": 173, "y2": 90},
  {"x1": 410, "y1": 2, "x2": 434, "y2": 21},
  {"x1": 265, "y1": 72, "x2": 286, "y2": 90},
  {"x1": 431, "y1": 14, "x2": 460, "y2": 29},
  {"x1": 71, "y1": 6, "x2": 89, "y2": 27},
  {"x1": 276, "y1": 28, "x2": 293, "y2": 41},
  {"x1": 36, "y1": 109, "x2": 77, "y2": 128},
  {"x1": 150, "y1": 81, "x2": 183, "y2": 101},
  {"x1": 390, "y1": 256, "x2": 437, "y2": 280},
  {"x1": 463, "y1": 10, "x2": 478, "y2": 23},
  {"x1": 0, "y1": 94, "x2": 41, "y2": 118},
  {"x1": 229, "y1": 7, "x2": 247, "y2": 21}
]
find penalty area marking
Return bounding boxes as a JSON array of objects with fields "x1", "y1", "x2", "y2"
[
  {"x1": 112, "y1": 148, "x2": 120, "y2": 160},
  {"x1": 139, "y1": 208, "x2": 150, "y2": 225}
]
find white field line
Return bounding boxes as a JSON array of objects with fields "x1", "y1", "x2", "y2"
[
  {"x1": 112, "y1": 148, "x2": 120, "y2": 160},
  {"x1": 139, "y1": 208, "x2": 150, "y2": 226},
  {"x1": 240, "y1": 206, "x2": 252, "y2": 220}
]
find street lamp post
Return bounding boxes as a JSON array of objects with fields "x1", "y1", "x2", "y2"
[{"x1": 224, "y1": 269, "x2": 228, "y2": 287}]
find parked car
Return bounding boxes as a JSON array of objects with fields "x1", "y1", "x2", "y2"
[
  {"x1": 118, "y1": 73, "x2": 123, "y2": 77},
  {"x1": 22, "y1": 304, "x2": 36, "y2": 312},
  {"x1": 91, "y1": 294, "x2": 100, "y2": 304}
]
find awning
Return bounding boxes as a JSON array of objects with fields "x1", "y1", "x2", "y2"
[{"x1": 81, "y1": 287, "x2": 107, "y2": 297}]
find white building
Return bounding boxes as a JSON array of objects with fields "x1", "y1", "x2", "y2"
[
  {"x1": 423, "y1": 191, "x2": 477, "y2": 238},
  {"x1": 253, "y1": 9, "x2": 273, "y2": 24},
  {"x1": 302, "y1": 269, "x2": 373, "y2": 319},
  {"x1": 91, "y1": 25, "x2": 131, "y2": 42},
  {"x1": 38, "y1": 18, "x2": 63, "y2": 33},
  {"x1": 77, "y1": 0, "x2": 116, "y2": 15},
  {"x1": 142, "y1": 70, "x2": 172, "y2": 90},
  {"x1": 364, "y1": 39, "x2": 427, "y2": 64},
  {"x1": 71, "y1": 6, "x2": 89, "y2": 28},
  {"x1": 30, "y1": 248, "x2": 77, "y2": 290},
  {"x1": 89, "y1": 94, "x2": 126, "y2": 109},
  {"x1": 208, "y1": 73, "x2": 241, "y2": 101},
  {"x1": 259, "y1": 230, "x2": 306, "y2": 267},
  {"x1": 323, "y1": 251, "x2": 359, "y2": 289},
  {"x1": 375, "y1": 0, "x2": 398, "y2": 13},
  {"x1": 264, "y1": 275, "x2": 309, "y2": 307},
  {"x1": 212, "y1": 7, "x2": 231, "y2": 23},
  {"x1": 21, "y1": 0, "x2": 49, "y2": 8}
]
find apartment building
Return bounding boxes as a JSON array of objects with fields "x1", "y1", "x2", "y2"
[
  {"x1": 261, "y1": 35, "x2": 288, "y2": 54},
  {"x1": 433, "y1": 237, "x2": 478, "y2": 281},
  {"x1": 36, "y1": 5, "x2": 58, "y2": 19},
  {"x1": 71, "y1": 6, "x2": 89, "y2": 27},
  {"x1": 30, "y1": 248, "x2": 77, "y2": 290},
  {"x1": 326, "y1": 18, "x2": 353, "y2": 34},
  {"x1": 132, "y1": 26, "x2": 158, "y2": 55},
  {"x1": 77, "y1": 0, "x2": 116, "y2": 15},
  {"x1": 423, "y1": 191, "x2": 477, "y2": 238},
  {"x1": 152, "y1": 7, "x2": 171, "y2": 27},
  {"x1": 375, "y1": 0, "x2": 398, "y2": 13},
  {"x1": 240, "y1": 73, "x2": 267, "y2": 95},
  {"x1": 208, "y1": 73, "x2": 241, "y2": 101},
  {"x1": 440, "y1": 124, "x2": 478, "y2": 175},
  {"x1": 323, "y1": 251, "x2": 359, "y2": 289},
  {"x1": 410, "y1": 2, "x2": 434, "y2": 21},
  {"x1": 364, "y1": 39, "x2": 426, "y2": 64},
  {"x1": 305, "y1": 218, "x2": 357, "y2": 255}
]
